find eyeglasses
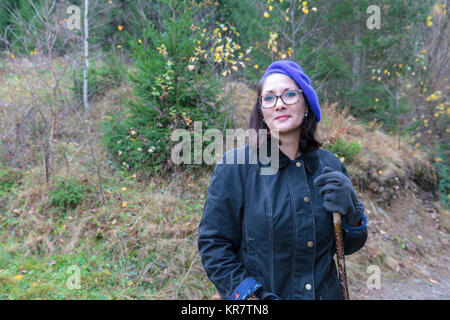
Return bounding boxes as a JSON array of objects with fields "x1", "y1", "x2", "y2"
[{"x1": 258, "y1": 89, "x2": 304, "y2": 109}]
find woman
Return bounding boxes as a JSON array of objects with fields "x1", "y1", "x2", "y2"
[{"x1": 197, "y1": 60, "x2": 367, "y2": 300}]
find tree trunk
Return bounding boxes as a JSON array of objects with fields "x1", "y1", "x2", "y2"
[
  {"x1": 83, "y1": 0, "x2": 89, "y2": 113},
  {"x1": 351, "y1": 21, "x2": 361, "y2": 92}
]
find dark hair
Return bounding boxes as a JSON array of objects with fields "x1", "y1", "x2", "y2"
[{"x1": 248, "y1": 75, "x2": 323, "y2": 152}]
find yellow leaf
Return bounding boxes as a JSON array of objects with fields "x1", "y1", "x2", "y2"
[
  {"x1": 269, "y1": 5, "x2": 273, "y2": 11},
  {"x1": 254, "y1": 64, "x2": 259, "y2": 69},
  {"x1": 118, "y1": 25, "x2": 123, "y2": 31},
  {"x1": 121, "y1": 201, "x2": 128, "y2": 208},
  {"x1": 138, "y1": 39, "x2": 142, "y2": 44},
  {"x1": 285, "y1": 16, "x2": 289, "y2": 21},
  {"x1": 15, "y1": 274, "x2": 23, "y2": 281},
  {"x1": 264, "y1": 12, "x2": 270, "y2": 18}
]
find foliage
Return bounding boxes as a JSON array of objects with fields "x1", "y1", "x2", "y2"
[
  {"x1": 0, "y1": 0, "x2": 40, "y2": 52},
  {"x1": 432, "y1": 143, "x2": 449, "y2": 210},
  {"x1": 101, "y1": 0, "x2": 246, "y2": 176},
  {"x1": 71, "y1": 53, "x2": 126, "y2": 103},
  {"x1": 325, "y1": 138, "x2": 362, "y2": 164},
  {"x1": 0, "y1": 165, "x2": 22, "y2": 196},
  {"x1": 48, "y1": 177, "x2": 91, "y2": 214}
]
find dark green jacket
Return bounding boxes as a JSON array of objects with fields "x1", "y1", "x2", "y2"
[{"x1": 198, "y1": 144, "x2": 367, "y2": 300}]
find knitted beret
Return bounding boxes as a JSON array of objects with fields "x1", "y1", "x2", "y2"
[{"x1": 262, "y1": 60, "x2": 321, "y2": 122}]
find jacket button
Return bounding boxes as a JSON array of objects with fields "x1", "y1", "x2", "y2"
[
  {"x1": 296, "y1": 162, "x2": 302, "y2": 167},
  {"x1": 307, "y1": 241, "x2": 314, "y2": 248},
  {"x1": 304, "y1": 196, "x2": 309, "y2": 203},
  {"x1": 305, "y1": 283, "x2": 312, "y2": 290}
]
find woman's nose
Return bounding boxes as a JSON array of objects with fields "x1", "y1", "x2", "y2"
[{"x1": 274, "y1": 96, "x2": 286, "y2": 110}]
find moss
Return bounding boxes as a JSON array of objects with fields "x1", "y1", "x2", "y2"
[{"x1": 412, "y1": 162, "x2": 439, "y2": 192}]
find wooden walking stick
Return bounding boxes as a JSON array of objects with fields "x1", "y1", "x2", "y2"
[{"x1": 333, "y1": 212, "x2": 349, "y2": 300}]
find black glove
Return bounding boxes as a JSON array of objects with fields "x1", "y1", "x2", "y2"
[{"x1": 313, "y1": 166, "x2": 362, "y2": 226}]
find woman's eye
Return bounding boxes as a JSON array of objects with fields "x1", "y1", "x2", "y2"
[
  {"x1": 285, "y1": 91, "x2": 297, "y2": 97},
  {"x1": 263, "y1": 95, "x2": 275, "y2": 102}
]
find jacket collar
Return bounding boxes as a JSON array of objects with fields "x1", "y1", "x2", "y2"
[{"x1": 257, "y1": 138, "x2": 320, "y2": 175}]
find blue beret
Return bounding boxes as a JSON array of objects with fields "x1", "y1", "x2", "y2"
[{"x1": 262, "y1": 60, "x2": 321, "y2": 122}]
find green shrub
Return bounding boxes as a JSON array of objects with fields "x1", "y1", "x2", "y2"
[
  {"x1": 100, "y1": 0, "x2": 233, "y2": 176},
  {"x1": 0, "y1": 165, "x2": 22, "y2": 196},
  {"x1": 432, "y1": 143, "x2": 449, "y2": 210},
  {"x1": 71, "y1": 54, "x2": 126, "y2": 103},
  {"x1": 48, "y1": 177, "x2": 91, "y2": 214},
  {"x1": 325, "y1": 138, "x2": 362, "y2": 164}
]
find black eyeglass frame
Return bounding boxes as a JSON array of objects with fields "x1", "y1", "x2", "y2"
[{"x1": 258, "y1": 89, "x2": 304, "y2": 109}]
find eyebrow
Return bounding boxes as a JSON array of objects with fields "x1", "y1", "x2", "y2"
[{"x1": 262, "y1": 87, "x2": 297, "y2": 95}]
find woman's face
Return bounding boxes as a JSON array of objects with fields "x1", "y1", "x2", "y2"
[{"x1": 260, "y1": 73, "x2": 307, "y2": 135}]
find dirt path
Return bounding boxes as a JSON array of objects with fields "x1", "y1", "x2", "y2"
[{"x1": 354, "y1": 273, "x2": 450, "y2": 300}]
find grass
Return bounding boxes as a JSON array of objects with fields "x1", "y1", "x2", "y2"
[{"x1": 0, "y1": 158, "x2": 215, "y2": 299}]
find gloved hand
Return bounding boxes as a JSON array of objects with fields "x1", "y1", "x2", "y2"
[{"x1": 313, "y1": 166, "x2": 362, "y2": 226}]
